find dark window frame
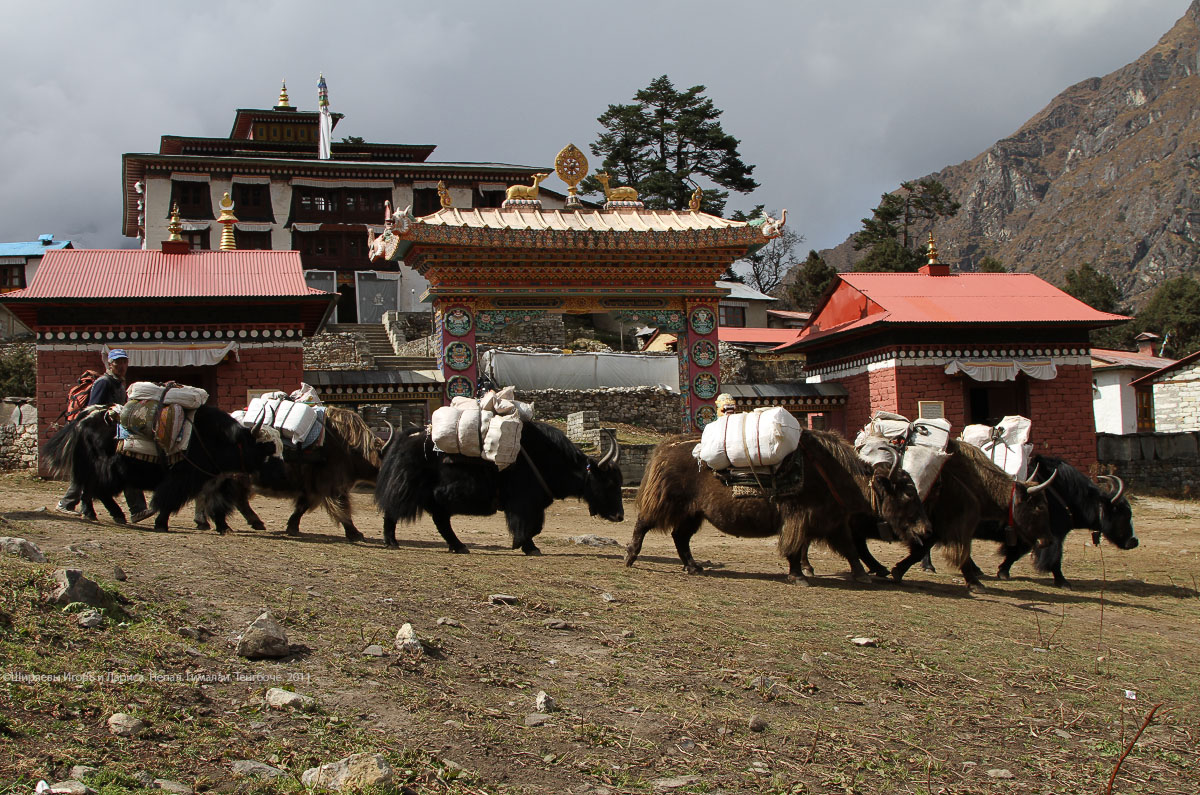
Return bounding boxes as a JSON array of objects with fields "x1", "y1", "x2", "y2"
[
  {"x1": 170, "y1": 181, "x2": 214, "y2": 220},
  {"x1": 232, "y1": 183, "x2": 275, "y2": 223},
  {"x1": 719, "y1": 304, "x2": 747, "y2": 327}
]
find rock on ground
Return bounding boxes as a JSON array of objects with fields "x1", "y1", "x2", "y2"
[
  {"x1": 361, "y1": 644, "x2": 386, "y2": 657},
  {"x1": 106, "y1": 713, "x2": 146, "y2": 738},
  {"x1": 50, "y1": 569, "x2": 114, "y2": 610},
  {"x1": 231, "y1": 759, "x2": 287, "y2": 779},
  {"x1": 535, "y1": 691, "x2": 557, "y2": 713},
  {"x1": 41, "y1": 782, "x2": 95, "y2": 795},
  {"x1": 67, "y1": 766, "x2": 98, "y2": 781},
  {"x1": 489, "y1": 594, "x2": 519, "y2": 605},
  {"x1": 568, "y1": 534, "x2": 621, "y2": 547},
  {"x1": 264, "y1": 687, "x2": 315, "y2": 711},
  {"x1": 236, "y1": 612, "x2": 290, "y2": 659},
  {"x1": 76, "y1": 610, "x2": 103, "y2": 628},
  {"x1": 153, "y1": 780, "x2": 192, "y2": 794},
  {"x1": 301, "y1": 752, "x2": 395, "y2": 790},
  {"x1": 0, "y1": 536, "x2": 46, "y2": 563},
  {"x1": 394, "y1": 623, "x2": 423, "y2": 654}
]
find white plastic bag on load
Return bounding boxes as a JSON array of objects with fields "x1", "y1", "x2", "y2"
[{"x1": 483, "y1": 413, "x2": 523, "y2": 469}]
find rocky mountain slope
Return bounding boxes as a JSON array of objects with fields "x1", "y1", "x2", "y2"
[{"x1": 820, "y1": 1, "x2": 1200, "y2": 306}]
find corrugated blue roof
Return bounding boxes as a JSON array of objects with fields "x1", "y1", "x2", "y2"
[{"x1": 0, "y1": 239, "x2": 72, "y2": 257}]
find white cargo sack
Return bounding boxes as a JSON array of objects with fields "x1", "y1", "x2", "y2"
[
  {"x1": 127, "y1": 381, "x2": 209, "y2": 409},
  {"x1": 243, "y1": 397, "x2": 317, "y2": 444},
  {"x1": 483, "y1": 413, "x2": 523, "y2": 469},
  {"x1": 961, "y1": 415, "x2": 1033, "y2": 479},
  {"x1": 855, "y1": 412, "x2": 952, "y2": 499},
  {"x1": 456, "y1": 405, "x2": 484, "y2": 457},
  {"x1": 695, "y1": 407, "x2": 802, "y2": 471},
  {"x1": 431, "y1": 406, "x2": 462, "y2": 454}
]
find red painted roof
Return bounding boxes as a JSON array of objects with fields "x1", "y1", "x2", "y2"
[
  {"x1": 781, "y1": 271, "x2": 1127, "y2": 350},
  {"x1": 717, "y1": 327, "x2": 800, "y2": 346},
  {"x1": 7, "y1": 249, "x2": 326, "y2": 300},
  {"x1": 1091, "y1": 348, "x2": 1175, "y2": 371}
]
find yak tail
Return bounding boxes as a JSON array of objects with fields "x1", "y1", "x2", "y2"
[
  {"x1": 1032, "y1": 535, "x2": 1063, "y2": 574},
  {"x1": 320, "y1": 494, "x2": 352, "y2": 526},
  {"x1": 941, "y1": 538, "x2": 972, "y2": 570},
  {"x1": 42, "y1": 421, "x2": 80, "y2": 480}
]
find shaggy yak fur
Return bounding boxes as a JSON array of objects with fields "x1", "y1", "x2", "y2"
[
  {"x1": 625, "y1": 429, "x2": 932, "y2": 585},
  {"x1": 975, "y1": 454, "x2": 1136, "y2": 587},
  {"x1": 196, "y1": 407, "x2": 392, "y2": 540},
  {"x1": 42, "y1": 404, "x2": 284, "y2": 532},
  {"x1": 375, "y1": 421, "x2": 624, "y2": 554},
  {"x1": 872, "y1": 440, "x2": 1058, "y2": 593}
]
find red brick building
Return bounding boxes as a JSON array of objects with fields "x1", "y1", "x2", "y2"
[
  {"x1": 1, "y1": 244, "x2": 335, "y2": 474},
  {"x1": 778, "y1": 248, "x2": 1126, "y2": 469}
]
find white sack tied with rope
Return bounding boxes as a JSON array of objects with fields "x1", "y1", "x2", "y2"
[
  {"x1": 431, "y1": 386, "x2": 532, "y2": 469},
  {"x1": 693, "y1": 407, "x2": 802, "y2": 471},
  {"x1": 960, "y1": 415, "x2": 1034, "y2": 480},
  {"x1": 854, "y1": 411, "x2": 952, "y2": 499}
]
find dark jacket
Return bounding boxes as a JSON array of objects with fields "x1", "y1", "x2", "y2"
[{"x1": 88, "y1": 373, "x2": 128, "y2": 407}]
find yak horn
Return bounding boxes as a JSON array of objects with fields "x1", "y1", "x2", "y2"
[
  {"x1": 597, "y1": 430, "x2": 618, "y2": 467},
  {"x1": 1026, "y1": 468, "x2": 1057, "y2": 494},
  {"x1": 885, "y1": 445, "x2": 900, "y2": 478},
  {"x1": 1102, "y1": 474, "x2": 1125, "y2": 503},
  {"x1": 381, "y1": 419, "x2": 395, "y2": 448},
  {"x1": 609, "y1": 431, "x2": 621, "y2": 466},
  {"x1": 1027, "y1": 463, "x2": 1040, "y2": 483}
]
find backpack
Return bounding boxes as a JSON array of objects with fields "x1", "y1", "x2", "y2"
[{"x1": 64, "y1": 370, "x2": 102, "y2": 422}]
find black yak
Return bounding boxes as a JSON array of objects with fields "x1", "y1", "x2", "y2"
[
  {"x1": 624, "y1": 429, "x2": 931, "y2": 585},
  {"x1": 195, "y1": 407, "x2": 393, "y2": 540},
  {"x1": 985, "y1": 456, "x2": 1136, "y2": 586},
  {"x1": 42, "y1": 404, "x2": 283, "y2": 532},
  {"x1": 375, "y1": 421, "x2": 624, "y2": 554}
]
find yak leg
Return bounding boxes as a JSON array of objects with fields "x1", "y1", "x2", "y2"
[
  {"x1": 671, "y1": 515, "x2": 705, "y2": 574},
  {"x1": 430, "y1": 505, "x2": 469, "y2": 554},
  {"x1": 237, "y1": 493, "x2": 266, "y2": 532},
  {"x1": 892, "y1": 538, "x2": 936, "y2": 582},
  {"x1": 832, "y1": 528, "x2": 873, "y2": 585},
  {"x1": 855, "y1": 536, "x2": 892, "y2": 579},
  {"x1": 919, "y1": 552, "x2": 937, "y2": 572},
  {"x1": 624, "y1": 517, "x2": 654, "y2": 567},
  {"x1": 797, "y1": 540, "x2": 815, "y2": 578},
  {"x1": 193, "y1": 501, "x2": 211, "y2": 530},
  {"x1": 285, "y1": 495, "x2": 316, "y2": 536},
  {"x1": 332, "y1": 494, "x2": 364, "y2": 542},
  {"x1": 383, "y1": 513, "x2": 400, "y2": 549},
  {"x1": 997, "y1": 540, "x2": 1030, "y2": 580},
  {"x1": 961, "y1": 556, "x2": 988, "y2": 593}
]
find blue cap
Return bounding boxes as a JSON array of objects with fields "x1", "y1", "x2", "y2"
[{"x1": 108, "y1": 349, "x2": 129, "y2": 361}]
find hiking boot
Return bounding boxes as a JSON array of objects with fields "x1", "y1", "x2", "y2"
[{"x1": 54, "y1": 503, "x2": 79, "y2": 516}]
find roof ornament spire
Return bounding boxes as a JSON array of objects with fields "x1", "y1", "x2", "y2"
[
  {"x1": 437, "y1": 181, "x2": 453, "y2": 209},
  {"x1": 166, "y1": 204, "x2": 183, "y2": 242},
  {"x1": 217, "y1": 192, "x2": 238, "y2": 251},
  {"x1": 919, "y1": 230, "x2": 951, "y2": 276},
  {"x1": 927, "y1": 231, "x2": 938, "y2": 265},
  {"x1": 688, "y1": 185, "x2": 703, "y2": 212},
  {"x1": 277, "y1": 79, "x2": 290, "y2": 108}
]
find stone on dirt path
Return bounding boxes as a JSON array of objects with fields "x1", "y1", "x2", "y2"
[
  {"x1": 850, "y1": 637, "x2": 879, "y2": 647},
  {"x1": 1, "y1": 536, "x2": 46, "y2": 563},
  {"x1": 489, "y1": 594, "x2": 519, "y2": 605},
  {"x1": 236, "y1": 611, "x2": 289, "y2": 659},
  {"x1": 106, "y1": 713, "x2": 146, "y2": 738},
  {"x1": 651, "y1": 775, "x2": 701, "y2": 790},
  {"x1": 66, "y1": 766, "x2": 98, "y2": 781},
  {"x1": 361, "y1": 644, "x2": 386, "y2": 657},
  {"x1": 986, "y1": 768, "x2": 1015, "y2": 779},
  {"x1": 264, "y1": 688, "x2": 315, "y2": 712},
  {"x1": 535, "y1": 691, "x2": 557, "y2": 713},
  {"x1": 301, "y1": 752, "x2": 395, "y2": 790},
  {"x1": 231, "y1": 759, "x2": 287, "y2": 780},
  {"x1": 152, "y1": 780, "x2": 192, "y2": 794},
  {"x1": 568, "y1": 534, "x2": 621, "y2": 547},
  {"x1": 524, "y1": 713, "x2": 549, "y2": 727},
  {"x1": 50, "y1": 569, "x2": 114, "y2": 610},
  {"x1": 39, "y1": 782, "x2": 95, "y2": 795},
  {"x1": 76, "y1": 610, "x2": 103, "y2": 628},
  {"x1": 394, "y1": 623, "x2": 423, "y2": 655}
]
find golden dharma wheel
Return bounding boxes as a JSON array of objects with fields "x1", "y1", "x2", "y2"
[{"x1": 555, "y1": 143, "x2": 588, "y2": 189}]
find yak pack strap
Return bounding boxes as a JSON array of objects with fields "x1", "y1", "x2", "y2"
[
  {"x1": 519, "y1": 446, "x2": 555, "y2": 502},
  {"x1": 150, "y1": 384, "x2": 174, "y2": 468},
  {"x1": 1004, "y1": 482, "x2": 1019, "y2": 545}
]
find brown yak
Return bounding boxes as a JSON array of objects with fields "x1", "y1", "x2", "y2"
[
  {"x1": 195, "y1": 407, "x2": 392, "y2": 540},
  {"x1": 801, "y1": 439, "x2": 1058, "y2": 593},
  {"x1": 624, "y1": 429, "x2": 931, "y2": 584}
]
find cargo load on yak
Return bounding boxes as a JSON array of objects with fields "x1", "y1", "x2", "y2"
[
  {"x1": 117, "y1": 381, "x2": 210, "y2": 463},
  {"x1": 236, "y1": 384, "x2": 326, "y2": 450},
  {"x1": 960, "y1": 415, "x2": 1033, "y2": 479},
  {"x1": 693, "y1": 406, "x2": 802, "y2": 472},
  {"x1": 854, "y1": 411, "x2": 951, "y2": 499},
  {"x1": 430, "y1": 386, "x2": 532, "y2": 469}
]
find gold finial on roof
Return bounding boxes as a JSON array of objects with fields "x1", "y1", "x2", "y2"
[
  {"x1": 689, "y1": 185, "x2": 703, "y2": 212},
  {"x1": 277, "y1": 80, "x2": 290, "y2": 108},
  {"x1": 166, "y1": 204, "x2": 183, "y2": 242},
  {"x1": 437, "y1": 180, "x2": 453, "y2": 209},
  {"x1": 217, "y1": 192, "x2": 238, "y2": 251},
  {"x1": 927, "y1": 231, "x2": 938, "y2": 265},
  {"x1": 554, "y1": 143, "x2": 588, "y2": 208}
]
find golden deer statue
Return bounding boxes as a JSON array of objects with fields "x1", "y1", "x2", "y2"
[
  {"x1": 595, "y1": 172, "x2": 639, "y2": 202},
  {"x1": 505, "y1": 173, "x2": 550, "y2": 202}
]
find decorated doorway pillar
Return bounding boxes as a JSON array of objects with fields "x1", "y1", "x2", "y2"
[
  {"x1": 435, "y1": 298, "x2": 477, "y2": 403},
  {"x1": 683, "y1": 299, "x2": 721, "y2": 431}
]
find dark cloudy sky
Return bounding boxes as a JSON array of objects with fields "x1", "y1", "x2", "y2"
[{"x1": 0, "y1": 1, "x2": 1188, "y2": 253}]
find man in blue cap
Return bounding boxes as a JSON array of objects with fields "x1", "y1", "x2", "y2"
[{"x1": 56, "y1": 348, "x2": 149, "y2": 520}]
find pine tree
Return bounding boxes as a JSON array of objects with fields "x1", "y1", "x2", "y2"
[
  {"x1": 852, "y1": 179, "x2": 960, "y2": 272},
  {"x1": 1132, "y1": 275, "x2": 1200, "y2": 358},
  {"x1": 1063, "y1": 263, "x2": 1133, "y2": 350},
  {"x1": 976, "y1": 256, "x2": 1007, "y2": 273},
  {"x1": 583, "y1": 76, "x2": 759, "y2": 215},
  {"x1": 786, "y1": 250, "x2": 839, "y2": 311}
]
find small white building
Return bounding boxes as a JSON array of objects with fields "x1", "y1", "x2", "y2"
[
  {"x1": 1091, "y1": 334, "x2": 1174, "y2": 434},
  {"x1": 0, "y1": 235, "x2": 72, "y2": 338}
]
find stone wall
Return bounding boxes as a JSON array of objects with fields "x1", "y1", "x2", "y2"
[
  {"x1": 1097, "y1": 431, "x2": 1200, "y2": 497},
  {"x1": 719, "y1": 343, "x2": 806, "y2": 385},
  {"x1": 566, "y1": 410, "x2": 656, "y2": 485},
  {"x1": 1152, "y1": 358, "x2": 1200, "y2": 432},
  {"x1": 478, "y1": 315, "x2": 566, "y2": 347},
  {"x1": 303, "y1": 331, "x2": 373, "y2": 370},
  {"x1": 0, "y1": 424, "x2": 37, "y2": 470},
  {"x1": 519, "y1": 387, "x2": 682, "y2": 432},
  {"x1": 383, "y1": 311, "x2": 435, "y2": 350}
]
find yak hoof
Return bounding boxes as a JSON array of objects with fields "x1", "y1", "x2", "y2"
[
  {"x1": 786, "y1": 573, "x2": 811, "y2": 586},
  {"x1": 890, "y1": 568, "x2": 906, "y2": 583},
  {"x1": 345, "y1": 529, "x2": 365, "y2": 543},
  {"x1": 214, "y1": 526, "x2": 228, "y2": 536},
  {"x1": 1053, "y1": 578, "x2": 1071, "y2": 589},
  {"x1": 195, "y1": 520, "x2": 211, "y2": 531},
  {"x1": 521, "y1": 544, "x2": 542, "y2": 557},
  {"x1": 449, "y1": 544, "x2": 470, "y2": 554},
  {"x1": 801, "y1": 565, "x2": 815, "y2": 578},
  {"x1": 684, "y1": 563, "x2": 704, "y2": 575},
  {"x1": 384, "y1": 539, "x2": 399, "y2": 549},
  {"x1": 249, "y1": 521, "x2": 267, "y2": 532},
  {"x1": 112, "y1": 515, "x2": 128, "y2": 526},
  {"x1": 870, "y1": 569, "x2": 891, "y2": 579},
  {"x1": 852, "y1": 573, "x2": 873, "y2": 585},
  {"x1": 996, "y1": 569, "x2": 1012, "y2": 581},
  {"x1": 145, "y1": 525, "x2": 170, "y2": 533},
  {"x1": 285, "y1": 527, "x2": 301, "y2": 537},
  {"x1": 966, "y1": 582, "x2": 987, "y2": 594},
  {"x1": 623, "y1": 552, "x2": 638, "y2": 568}
]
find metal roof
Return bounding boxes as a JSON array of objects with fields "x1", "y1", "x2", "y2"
[
  {"x1": 0, "y1": 239, "x2": 72, "y2": 257},
  {"x1": 721, "y1": 383, "x2": 848, "y2": 399},
  {"x1": 6, "y1": 249, "x2": 327, "y2": 299},
  {"x1": 303, "y1": 370, "x2": 442, "y2": 386},
  {"x1": 718, "y1": 280, "x2": 776, "y2": 302},
  {"x1": 1091, "y1": 348, "x2": 1175, "y2": 371},
  {"x1": 1130, "y1": 349, "x2": 1200, "y2": 387},
  {"x1": 717, "y1": 327, "x2": 801, "y2": 346}
]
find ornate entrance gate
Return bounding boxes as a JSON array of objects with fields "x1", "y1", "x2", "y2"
[{"x1": 369, "y1": 145, "x2": 785, "y2": 431}]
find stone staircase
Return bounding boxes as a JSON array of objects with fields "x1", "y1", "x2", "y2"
[{"x1": 325, "y1": 322, "x2": 436, "y2": 371}]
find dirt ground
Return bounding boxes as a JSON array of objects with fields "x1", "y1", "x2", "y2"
[{"x1": 1, "y1": 470, "x2": 1198, "y2": 794}]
